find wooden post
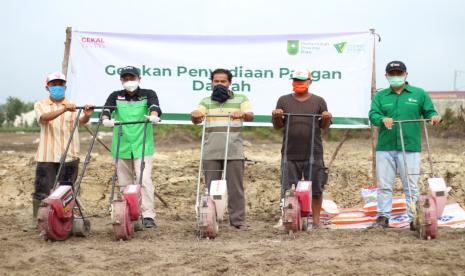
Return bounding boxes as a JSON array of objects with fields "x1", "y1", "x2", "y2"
[
  {"x1": 328, "y1": 129, "x2": 350, "y2": 169},
  {"x1": 370, "y1": 29, "x2": 380, "y2": 186},
  {"x1": 62, "y1": 26, "x2": 72, "y2": 76}
]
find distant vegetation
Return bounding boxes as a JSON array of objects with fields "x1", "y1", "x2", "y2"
[
  {"x1": 0, "y1": 97, "x2": 35, "y2": 127},
  {"x1": 430, "y1": 107, "x2": 465, "y2": 137},
  {"x1": 1, "y1": 97, "x2": 464, "y2": 140}
]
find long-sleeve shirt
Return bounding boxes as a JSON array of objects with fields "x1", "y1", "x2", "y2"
[
  {"x1": 102, "y1": 87, "x2": 162, "y2": 159},
  {"x1": 369, "y1": 84, "x2": 438, "y2": 152},
  {"x1": 102, "y1": 88, "x2": 162, "y2": 119}
]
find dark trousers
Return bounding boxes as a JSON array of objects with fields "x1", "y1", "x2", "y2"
[
  {"x1": 281, "y1": 159, "x2": 328, "y2": 197},
  {"x1": 203, "y1": 160, "x2": 245, "y2": 227},
  {"x1": 33, "y1": 159, "x2": 80, "y2": 200}
]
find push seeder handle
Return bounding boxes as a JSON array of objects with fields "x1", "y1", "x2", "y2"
[{"x1": 75, "y1": 106, "x2": 117, "y2": 109}]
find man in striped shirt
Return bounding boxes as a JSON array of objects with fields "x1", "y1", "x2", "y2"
[
  {"x1": 191, "y1": 68, "x2": 254, "y2": 229},
  {"x1": 30, "y1": 72, "x2": 93, "y2": 229}
]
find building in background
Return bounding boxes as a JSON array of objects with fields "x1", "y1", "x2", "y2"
[
  {"x1": 429, "y1": 91, "x2": 465, "y2": 115},
  {"x1": 13, "y1": 110, "x2": 36, "y2": 127}
]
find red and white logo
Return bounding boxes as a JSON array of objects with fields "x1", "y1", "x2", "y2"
[{"x1": 80, "y1": 36, "x2": 105, "y2": 48}]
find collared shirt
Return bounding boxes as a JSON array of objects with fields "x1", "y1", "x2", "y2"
[
  {"x1": 197, "y1": 93, "x2": 252, "y2": 160},
  {"x1": 102, "y1": 88, "x2": 162, "y2": 119},
  {"x1": 103, "y1": 87, "x2": 162, "y2": 159},
  {"x1": 369, "y1": 84, "x2": 438, "y2": 152},
  {"x1": 34, "y1": 97, "x2": 81, "y2": 162}
]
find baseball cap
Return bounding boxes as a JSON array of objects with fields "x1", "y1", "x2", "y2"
[
  {"x1": 385, "y1": 61, "x2": 407, "y2": 73},
  {"x1": 291, "y1": 69, "x2": 311, "y2": 80},
  {"x1": 119, "y1": 66, "x2": 140, "y2": 77},
  {"x1": 45, "y1": 71, "x2": 66, "y2": 85}
]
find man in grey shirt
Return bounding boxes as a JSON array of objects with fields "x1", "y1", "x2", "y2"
[{"x1": 272, "y1": 69, "x2": 332, "y2": 228}]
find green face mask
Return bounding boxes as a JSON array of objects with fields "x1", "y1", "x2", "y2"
[{"x1": 387, "y1": 76, "x2": 406, "y2": 88}]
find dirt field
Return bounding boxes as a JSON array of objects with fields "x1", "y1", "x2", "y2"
[{"x1": 0, "y1": 130, "x2": 464, "y2": 276}]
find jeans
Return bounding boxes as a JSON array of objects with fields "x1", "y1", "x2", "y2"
[{"x1": 376, "y1": 151, "x2": 421, "y2": 221}]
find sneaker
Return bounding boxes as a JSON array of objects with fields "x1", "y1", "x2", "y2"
[
  {"x1": 143, "y1": 218, "x2": 156, "y2": 228},
  {"x1": 232, "y1": 224, "x2": 249, "y2": 230},
  {"x1": 273, "y1": 218, "x2": 284, "y2": 229},
  {"x1": 370, "y1": 216, "x2": 389, "y2": 229}
]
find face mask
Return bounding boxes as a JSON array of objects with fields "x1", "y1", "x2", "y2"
[
  {"x1": 387, "y1": 76, "x2": 406, "y2": 88},
  {"x1": 123, "y1": 80, "x2": 139, "y2": 92},
  {"x1": 211, "y1": 84, "x2": 230, "y2": 103},
  {"x1": 292, "y1": 80, "x2": 309, "y2": 94},
  {"x1": 48, "y1": 86, "x2": 65, "y2": 100}
]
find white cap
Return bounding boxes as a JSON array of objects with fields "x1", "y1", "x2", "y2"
[
  {"x1": 291, "y1": 69, "x2": 311, "y2": 80},
  {"x1": 45, "y1": 71, "x2": 66, "y2": 85}
]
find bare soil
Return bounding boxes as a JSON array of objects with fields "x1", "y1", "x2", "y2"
[{"x1": 0, "y1": 131, "x2": 464, "y2": 276}]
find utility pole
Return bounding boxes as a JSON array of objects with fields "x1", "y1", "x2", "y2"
[{"x1": 454, "y1": 70, "x2": 465, "y2": 91}]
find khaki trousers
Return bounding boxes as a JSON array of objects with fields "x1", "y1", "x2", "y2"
[{"x1": 116, "y1": 156, "x2": 155, "y2": 219}]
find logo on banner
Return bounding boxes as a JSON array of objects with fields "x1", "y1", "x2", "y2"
[
  {"x1": 80, "y1": 37, "x2": 105, "y2": 48},
  {"x1": 334, "y1": 42, "x2": 347, "y2": 53},
  {"x1": 334, "y1": 41, "x2": 367, "y2": 54},
  {"x1": 287, "y1": 40, "x2": 300, "y2": 55},
  {"x1": 288, "y1": 40, "x2": 330, "y2": 55}
]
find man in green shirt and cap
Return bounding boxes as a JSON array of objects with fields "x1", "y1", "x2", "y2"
[
  {"x1": 369, "y1": 61, "x2": 441, "y2": 229},
  {"x1": 102, "y1": 66, "x2": 161, "y2": 228}
]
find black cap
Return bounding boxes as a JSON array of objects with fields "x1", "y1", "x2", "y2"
[
  {"x1": 119, "y1": 66, "x2": 140, "y2": 77},
  {"x1": 385, "y1": 61, "x2": 407, "y2": 73}
]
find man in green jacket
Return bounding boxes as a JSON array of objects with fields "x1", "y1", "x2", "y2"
[
  {"x1": 368, "y1": 61, "x2": 441, "y2": 229},
  {"x1": 102, "y1": 66, "x2": 161, "y2": 228}
]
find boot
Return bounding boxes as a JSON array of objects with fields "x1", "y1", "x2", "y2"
[{"x1": 25, "y1": 198, "x2": 41, "y2": 231}]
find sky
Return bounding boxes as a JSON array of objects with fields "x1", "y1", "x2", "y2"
[{"x1": 1, "y1": 0, "x2": 465, "y2": 104}]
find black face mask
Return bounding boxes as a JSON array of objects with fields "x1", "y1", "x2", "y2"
[{"x1": 211, "y1": 84, "x2": 230, "y2": 103}]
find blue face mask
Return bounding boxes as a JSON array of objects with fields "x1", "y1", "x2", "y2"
[{"x1": 49, "y1": 86, "x2": 66, "y2": 100}]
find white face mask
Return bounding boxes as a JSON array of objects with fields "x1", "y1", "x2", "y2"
[{"x1": 123, "y1": 80, "x2": 139, "y2": 92}]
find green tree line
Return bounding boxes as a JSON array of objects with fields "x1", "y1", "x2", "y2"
[{"x1": 0, "y1": 97, "x2": 35, "y2": 127}]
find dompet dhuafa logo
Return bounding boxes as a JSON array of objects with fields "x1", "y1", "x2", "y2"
[
  {"x1": 287, "y1": 40, "x2": 299, "y2": 55},
  {"x1": 334, "y1": 41, "x2": 347, "y2": 53}
]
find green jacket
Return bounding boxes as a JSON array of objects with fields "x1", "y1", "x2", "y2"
[
  {"x1": 111, "y1": 99, "x2": 154, "y2": 159},
  {"x1": 369, "y1": 84, "x2": 438, "y2": 152}
]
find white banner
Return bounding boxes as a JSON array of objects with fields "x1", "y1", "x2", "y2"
[{"x1": 68, "y1": 30, "x2": 374, "y2": 127}]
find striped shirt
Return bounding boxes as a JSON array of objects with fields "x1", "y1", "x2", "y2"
[
  {"x1": 34, "y1": 97, "x2": 81, "y2": 162},
  {"x1": 197, "y1": 93, "x2": 252, "y2": 160}
]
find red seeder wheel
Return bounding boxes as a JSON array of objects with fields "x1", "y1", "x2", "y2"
[
  {"x1": 283, "y1": 193, "x2": 301, "y2": 233},
  {"x1": 112, "y1": 200, "x2": 133, "y2": 241},
  {"x1": 37, "y1": 205, "x2": 73, "y2": 241}
]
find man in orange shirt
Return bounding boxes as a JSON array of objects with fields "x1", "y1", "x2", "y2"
[{"x1": 30, "y1": 72, "x2": 93, "y2": 229}]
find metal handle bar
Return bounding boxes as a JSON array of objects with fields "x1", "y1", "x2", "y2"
[
  {"x1": 204, "y1": 114, "x2": 233, "y2": 118},
  {"x1": 114, "y1": 120, "x2": 149, "y2": 125},
  {"x1": 283, "y1": 113, "x2": 322, "y2": 117},
  {"x1": 75, "y1": 106, "x2": 117, "y2": 109},
  {"x1": 394, "y1": 119, "x2": 431, "y2": 123}
]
